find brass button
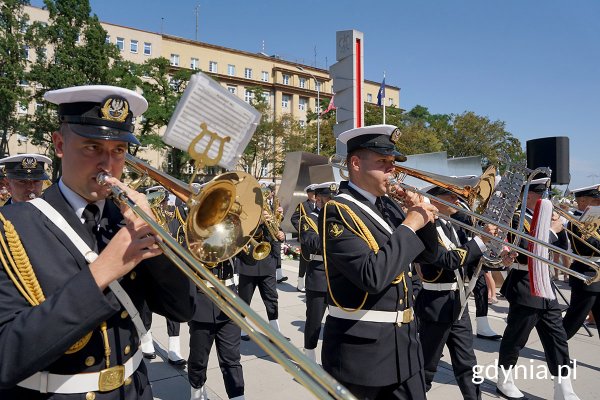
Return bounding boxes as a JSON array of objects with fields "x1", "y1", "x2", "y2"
[
  {"x1": 399, "y1": 299, "x2": 404, "y2": 305},
  {"x1": 121, "y1": 310, "x2": 129, "y2": 319},
  {"x1": 408, "y1": 271, "x2": 412, "y2": 277},
  {"x1": 129, "y1": 271, "x2": 136, "y2": 280},
  {"x1": 124, "y1": 345, "x2": 131, "y2": 355},
  {"x1": 124, "y1": 376, "x2": 133, "y2": 386},
  {"x1": 86, "y1": 392, "x2": 96, "y2": 400},
  {"x1": 84, "y1": 356, "x2": 95, "y2": 367}
]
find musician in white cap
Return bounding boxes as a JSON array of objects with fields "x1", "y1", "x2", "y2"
[
  {"x1": 320, "y1": 124, "x2": 439, "y2": 399},
  {"x1": 0, "y1": 153, "x2": 52, "y2": 203},
  {"x1": 497, "y1": 177, "x2": 579, "y2": 400},
  {"x1": 290, "y1": 183, "x2": 317, "y2": 292},
  {"x1": 0, "y1": 85, "x2": 194, "y2": 399},
  {"x1": 562, "y1": 184, "x2": 600, "y2": 339}
]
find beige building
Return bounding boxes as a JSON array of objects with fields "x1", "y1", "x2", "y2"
[{"x1": 15, "y1": 5, "x2": 401, "y2": 177}]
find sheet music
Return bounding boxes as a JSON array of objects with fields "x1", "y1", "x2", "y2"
[
  {"x1": 162, "y1": 72, "x2": 261, "y2": 170},
  {"x1": 580, "y1": 206, "x2": 600, "y2": 233}
]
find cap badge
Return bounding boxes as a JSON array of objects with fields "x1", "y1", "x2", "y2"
[
  {"x1": 329, "y1": 183, "x2": 338, "y2": 192},
  {"x1": 101, "y1": 96, "x2": 129, "y2": 123},
  {"x1": 21, "y1": 157, "x2": 37, "y2": 173},
  {"x1": 390, "y1": 128, "x2": 401, "y2": 144}
]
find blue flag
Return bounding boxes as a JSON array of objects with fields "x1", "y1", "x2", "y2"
[{"x1": 377, "y1": 77, "x2": 386, "y2": 107}]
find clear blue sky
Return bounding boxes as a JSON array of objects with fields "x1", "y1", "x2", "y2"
[{"x1": 31, "y1": 0, "x2": 600, "y2": 189}]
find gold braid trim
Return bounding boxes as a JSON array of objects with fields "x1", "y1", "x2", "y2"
[
  {"x1": 0, "y1": 212, "x2": 93, "y2": 354},
  {"x1": 0, "y1": 213, "x2": 44, "y2": 305},
  {"x1": 301, "y1": 214, "x2": 319, "y2": 233},
  {"x1": 323, "y1": 201, "x2": 382, "y2": 312}
]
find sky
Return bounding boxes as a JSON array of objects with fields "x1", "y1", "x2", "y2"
[{"x1": 31, "y1": 0, "x2": 600, "y2": 189}]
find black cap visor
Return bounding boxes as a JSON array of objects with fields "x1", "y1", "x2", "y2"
[
  {"x1": 6, "y1": 171, "x2": 49, "y2": 181},
  {"x1": 67, "y1": 123, "x2": 141, "y2": 145}
]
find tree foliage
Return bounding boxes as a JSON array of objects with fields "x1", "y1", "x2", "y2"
[{"x1": 0, "y1": 0, "x2": 31, "y2": 156}]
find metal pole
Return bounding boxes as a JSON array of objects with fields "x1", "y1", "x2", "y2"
[
  {"x1": 195, "y1": 4, "x2": 199, "y2": 41},
  {"x1": 316, "y1": 79, "x2": 320, "y2": 155}
]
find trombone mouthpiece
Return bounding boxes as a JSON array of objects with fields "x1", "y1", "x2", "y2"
[
  {"x1": 28, "y1": 193, "x2": 36, "y2": 200},
  {"x1": 96, "y1": 171, "x2": 112, "y2": 186}
]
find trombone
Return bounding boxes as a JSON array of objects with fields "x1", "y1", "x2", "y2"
[
  {"x1": 329, "y1": 156, "x2": 600, "y2": 285},
  {"x1": 115, "y1": 154, "x2": 355, "y2": 400}
]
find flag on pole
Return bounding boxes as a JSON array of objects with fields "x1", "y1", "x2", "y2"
[
  {"x1": 321, "y1": 95, "x2": 336, "y2": 115},
  {"x1": 377, "y1": 77, "x2": 386, "y2": 107}
]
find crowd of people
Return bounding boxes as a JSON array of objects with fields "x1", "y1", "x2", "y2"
[{"x1": 0, "y1": 84, "x2": 597, "y2": 400}]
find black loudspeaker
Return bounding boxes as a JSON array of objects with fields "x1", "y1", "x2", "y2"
[{"x1": 526, "y1": 137, "x2": 570, "y2": 184}]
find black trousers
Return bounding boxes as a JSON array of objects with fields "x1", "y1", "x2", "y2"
[
  {"x1": 419, "y1": 309, "x2": 481, "y2": 400},
  {"x1": 563, "y1": 289, "x2": 600, "y2": 339},
  {"x1": 473, "y1": 272, "x2": 488, "y2": 317},
  {"x1": 340, "y1": 370, "x2": 426, "y2": 400},
  {"x1": 499, "y1": 302, "x2": 571, "y2": 376},
  {"x1": 299, "y1": 257, "x2": 308, "y2": 278},
  {"x1": 304, "y1": 290, "x2": 327, "y2": 349},
  {"x1": 238, "y1": 274, "x2": 279, "y2": 320},
  {"x1": 140, "y1": 301, "x2": 180, "y2": 336},
  {"x1": 188, "y1": 319, "x2": 244, "y2": 398}
]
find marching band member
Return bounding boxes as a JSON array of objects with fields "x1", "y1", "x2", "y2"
[
  {"x1": 238, "y1": 213, "x2": 289, "y2": 341},
  {"x1": 188, "y1": 258, "x2": 246, "y2": 400},
  {"x1": 320, "y1": 125, "x2": 438, "y2": 399},
  {"x1": 0, "y1": 85, "x2": 194, "y2": 399},
  {"x1": 298, "y1": 181, "x2": 337, "y2": 362},
  {"x1": 0, "y1": 153, "x2": 52, "y2": 203},
  {"x1": 562, "y1": 184, "x2": 600, "y2": 339},
  {"x1": 497, "y1": 178, "x2": 579, "y2": 400},
  {"x1": 290, "y1": 184, "x2": 317, "y2": 292}
]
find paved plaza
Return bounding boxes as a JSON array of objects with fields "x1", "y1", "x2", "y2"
[{"x1": 147, "y1": 258, "x2": 599, "y2": 400}]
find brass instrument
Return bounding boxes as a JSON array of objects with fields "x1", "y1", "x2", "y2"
[
  {"x1": 328, "y1": 154, "x2": 496, "y2": 212},
  {"x1": 329, "y1": 156, "x2": 600, "y2": 285},
  {"x1": 554, "y1": 206, "x2": 600, "y2": 253},
  {"x1": 117, "y1": 155, "x2": 354, "y2": 399},
  {"x1": 261, "y1": 187, "x2": 284, "y2": 242}
]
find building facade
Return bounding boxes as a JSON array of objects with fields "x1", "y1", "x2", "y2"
[{"x1": 14, "y1": 5, "x2": 401, "y2": 177}]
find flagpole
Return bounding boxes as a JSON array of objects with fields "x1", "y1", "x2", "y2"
[{"x1": 382, "y1": 71, "x2": 386, "y2": 125}]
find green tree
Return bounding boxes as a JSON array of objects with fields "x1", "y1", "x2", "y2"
[
  {"x1": 137, "y1": 57, "x2": 193, "y2": 180},
  {"x1": 0, "y1": 0, "x2": 31, "y2": 156},
  {"x1": 25, "y1": 0, "x2": 122, "y2": 178},
  {"x1": 441, "y1": 111, "x2": 524, "y2": 169}
]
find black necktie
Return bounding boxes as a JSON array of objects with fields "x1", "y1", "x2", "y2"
[
  {"x1": 82, "y1": 204, "x2": 100, "y2": 250},
  {"x1": 375, "y1": 197, "x2": 391, "y2": 225}
]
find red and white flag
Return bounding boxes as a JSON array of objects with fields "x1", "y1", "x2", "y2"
[{"x1": 320, "y1": 95, "x2": 336, "y2": 115}]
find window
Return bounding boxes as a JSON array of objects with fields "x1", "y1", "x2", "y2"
[
  {"x1": 299, "y1": 120, "x2": 306, "y2": 128},
  {"x1": 191, "y1": 58, "x2": 199, "y2": 70},
  {"x1": 105, "y1": 35, "x2": 110, "y2": 44},
  {"x1": 22, "y1": 45, "x2": 29, "y2": 61},
  {"x1": 75, "y1": 33, "x2": 81, "y2": 43},
  {"x1": 282, "y1": 94, "x2": 290, "y2": 108},
  {"x1": 388, "y1": 98, "x2": 393, "y2": 106},
  {"x1": 116, "y1": 37, "x2": 124, "y2": 51},
  {"x1": 209, "y1": 61, "x2": 218, "y2": 73},
  {"x1": 282, "y1": 74, "x2": 290, "y2": 85},
  {"x1": 170, "y1": 54, "x2": 180, "y2": 66},
  {"x1": 143, "y1": 42, "x2": 152, "y2": 55},
  {"x1": 260, "y1": 91, "x2": 270, "y2": 104},
  {"x1": 261, "y1": 71, "x2": 269, "y2": 82},
  {"x1": 299, "y1": 77, "x2": 306, "y2": 89},
  {"x1": 299, "y1": 97, "x2": 307, "y2": 111},
  {"x1": 227, "y1": 85, "x2": 237, "y2": 94},
  {"x1": 244, "y1": 68, "x2": 253, "y2": 79},
  {"x1": 228, "y1": 64, "x2": 235, "y2": 76},
  {"x1": 316, "y1": 81, "x2": 321, "y2": 91},
  {"x1": 367, "y1": 93, "x2": 372, "y2": 103},
  {"x1": 130, "y1": 40, "x2": 138, "y2": 53},
  {"x1": 244, "y1": 89, "x2": 254, "y2": 103},
  {"x1": 17, "y1": 102, "x2": 27, "y2": 114}
]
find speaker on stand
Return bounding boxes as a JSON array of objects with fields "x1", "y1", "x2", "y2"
[{"x1": 526, "y1": 136, "x2": 570, "y2": 185}]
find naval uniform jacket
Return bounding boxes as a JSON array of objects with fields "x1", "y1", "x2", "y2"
[
  {"x1": 567, "y1": 210, "x2": 600, "y2": 293},
  {"x1": 415, "y1": 219, "x2": 483, "y2": 323},
  {"x1": 0, "y1": 184, "x2": 195, "y2": 398},
  {"x1": 318, "y1": 181, "x2": 438, "y2": 387},
  {"x1": 500, "y1": 209, "x2": 563, "y2": 309},
  {"x1": 191, "y1": 261, "x2": 237, "y2": 324},
  {"x1": 299, "y1": 209, "x2": 327, "y2": 292},
  {"x1": 291, "y1": 200, "x2": 316, "y2": 265},
  {"x1": 237, "y1": 225, "x2": 278, "y2": 277}
]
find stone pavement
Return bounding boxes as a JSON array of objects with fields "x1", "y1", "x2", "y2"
[{"x1": 147, "y1": 259, "x2": 599, "y2": 400}]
